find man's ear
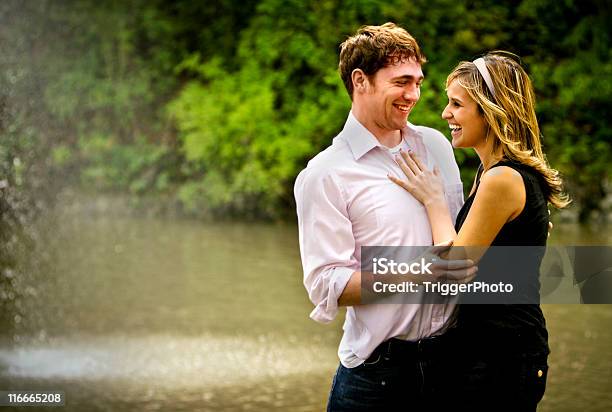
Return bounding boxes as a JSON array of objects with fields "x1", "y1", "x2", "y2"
[{"x1": 352, "y1": 69, "x2": 369, "y2": 94}]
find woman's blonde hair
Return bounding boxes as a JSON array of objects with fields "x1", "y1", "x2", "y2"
[{"x1": 447, "y1": 51, "x2": 570, "y2": 209}]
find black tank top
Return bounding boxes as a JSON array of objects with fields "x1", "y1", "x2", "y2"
[{"x1": 454, "y1": 160, "x2": 550, "y2": 356}]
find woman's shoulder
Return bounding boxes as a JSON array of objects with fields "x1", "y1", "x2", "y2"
[
  {"x1": 493, "y1": 159, "x2": 540, "y2": 180},
  {"x1": 485, "y1": 161, "x2": 549, "y2": 227},
  {"x1": 492, "y1": 160, "x2": 548, "y2": 197},
  {"x1": 477, "y1": 165, "x2": 526, "y2": 219},
  {"x1": 480, "y1": 164, "x2": 525, "y2": 195}
]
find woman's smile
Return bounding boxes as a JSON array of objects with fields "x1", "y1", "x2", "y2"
[{"x1": 449, "y1": 123, "x2": 462, "y2": 139}]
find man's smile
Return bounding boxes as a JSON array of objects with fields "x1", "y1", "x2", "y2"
[{"x1": 394, "y1": 103, "x2": 412, "y2": 114}]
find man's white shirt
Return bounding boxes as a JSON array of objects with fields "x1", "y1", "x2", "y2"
[{"x1": 294, "y1": 112, "x2": 464, "y2": 367}]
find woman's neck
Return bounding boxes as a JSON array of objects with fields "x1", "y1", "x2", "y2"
[{"x1": 475, "y1": 136, "x2": 504, "y2": 173}]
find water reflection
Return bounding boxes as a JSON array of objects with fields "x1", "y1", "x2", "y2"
[
  {"x1": 542, "y1": 305, "x2": 612, "y2": 411},
  {"x1": 0, "y1": 199, "x2": 610, "y2": 411},
  {"x1": 0, "y1": 334, "x2": 332, "y2": 384}
]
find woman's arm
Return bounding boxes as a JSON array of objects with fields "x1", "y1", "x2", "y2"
[
  {"x1": 448, "y1": 166, "x2": 525, "y2": 261},
  {"x1": 388, "y1": 149, "x2": 457, "y2": 244},
  {"x1": 389, "y1": 150, "x2": 525, "y2": 263}
]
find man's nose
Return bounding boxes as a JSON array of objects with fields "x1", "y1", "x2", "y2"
[{"x1": 403, "y1": 86, "x2": 419, "y2": 100}]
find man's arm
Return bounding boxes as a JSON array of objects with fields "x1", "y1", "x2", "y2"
[
  {"x1": 296, "y1": 163, "x2": 477, "y2": 319},
  {"x1": 294, "y1": 167, "x2": 359, "y2": 323},
  {"x1": 338, "y1": 271, "x2": 367, "y2": 306}
]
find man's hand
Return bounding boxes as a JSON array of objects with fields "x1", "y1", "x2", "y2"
[{"x1": 424, "y1": 241, "x2": 478, "y2": 284}]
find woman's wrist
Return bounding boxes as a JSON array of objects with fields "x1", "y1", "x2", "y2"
[
  {"x1": 425, "y1": 200, "x2": 457, "y2": 245},
  {"x1": 423, "y1": 194, "x2": 446, "y2": 209},
  {"x1": 424, "y1": 198, "x2": 452, "y2": 225}
]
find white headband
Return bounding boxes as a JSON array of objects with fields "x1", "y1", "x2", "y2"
[{"x1": 473, "y1": 57, "x2": 496, "y2": 98}]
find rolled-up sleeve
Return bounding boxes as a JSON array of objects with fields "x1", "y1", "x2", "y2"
[{"x1": 294, "y1": 167, "x2": 358, "y2": 323}]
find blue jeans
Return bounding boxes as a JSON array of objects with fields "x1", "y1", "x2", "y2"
[
  {"x1": 327, "y1": 337, "x2": 451, "y2": 411},
  {"x1": 327, "y1": 336, "x2": 549, "y2": 412},
  {"x1": 450, "y1": 353, "x2": 549, "y2": 412}
]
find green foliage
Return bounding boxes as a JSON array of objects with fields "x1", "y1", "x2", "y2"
[
  {"x1": 1, "y1": 0, "x2": 609, "y2": 220},
  {"x1": 168, "y1": 0, "x2": 355, "y2": 217},
  {"x1": 525, "y1": 4, "x2": 612, "y2": 221},
  {"x1": 169, "y1": 55, "x2": 345, "y2": 217},
  {"x1": 79, "y1": 134, "x2": 170, "y2": 195}
]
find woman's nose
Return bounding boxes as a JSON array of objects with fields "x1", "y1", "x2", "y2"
[{"x1": 441, "y1": 105, "x2": 451, "y2": 119}]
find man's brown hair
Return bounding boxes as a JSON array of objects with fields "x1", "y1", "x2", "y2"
[{"x1": 338, "y1": 22, "x2": 427, "y2": 99}]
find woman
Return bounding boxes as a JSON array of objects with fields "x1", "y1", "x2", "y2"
[{"x1": 389, "y1": 51, "x2": 569, "y2": 411}]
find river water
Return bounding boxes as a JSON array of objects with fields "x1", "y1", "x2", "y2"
[{"x1": 0, "y1": 201, "x2": 610, "y2": 411}]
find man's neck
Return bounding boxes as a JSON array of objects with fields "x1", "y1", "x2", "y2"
[{"x1": 352, "y1": 107, "x2": 403, "y2": 148}]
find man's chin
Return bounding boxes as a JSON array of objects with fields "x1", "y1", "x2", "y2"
[
  {"x1": 384, "y1": 115, "x2": 410, "y2": 131},
  {"x1": 395, "y1": 117, "x2": 409, "y2": 129}
]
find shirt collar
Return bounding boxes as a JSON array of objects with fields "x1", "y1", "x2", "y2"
[{"x1": 337, "y1": 111, "x2": 423, "y2": 161}]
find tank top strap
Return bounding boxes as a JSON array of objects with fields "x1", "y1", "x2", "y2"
[
  {"x1": 482, "y1": 159, "x2": 531, "y2": 182},
  {"x1": 472, "y1": 159, "x2": 515, "y2": 193}
]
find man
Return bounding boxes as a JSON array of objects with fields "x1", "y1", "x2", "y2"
[{"x1": 294, "y1": 23, "x2": 475, "y2": 410}]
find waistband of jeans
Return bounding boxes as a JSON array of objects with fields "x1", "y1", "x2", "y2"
[
  {"x1": 369, "y1": 335, "x2": 451, "y2": 362},
  {"x1": 443, "y1": 325, "x2": 550, "y2": 358}
]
